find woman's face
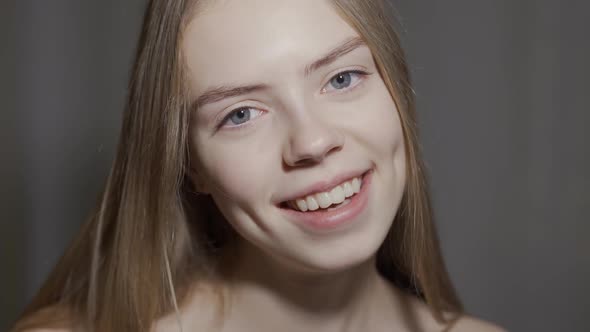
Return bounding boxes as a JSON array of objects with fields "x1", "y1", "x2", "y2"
[{"x1": 183, "y1": 0, "x2": 406, "y2": 273}]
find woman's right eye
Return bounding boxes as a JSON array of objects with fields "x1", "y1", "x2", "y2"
[{"x1": 219, "y1": 106, "x2": 264, "y2": 129}]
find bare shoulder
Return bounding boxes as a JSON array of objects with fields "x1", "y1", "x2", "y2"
[{"x1": 448, "y1": 315, "x2": 507, "y2": 332}]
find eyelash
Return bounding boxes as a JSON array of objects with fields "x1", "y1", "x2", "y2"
[
  {"x1": 217, "y1": 69, "x2": 371, "y2": 130},
  {"x1": 321, "y1": 69, "x2": 370, "y2": 95}
]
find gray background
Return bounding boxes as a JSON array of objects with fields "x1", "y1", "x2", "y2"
[{"x1": 1, "y1": 1, "x2": 588, "y2": 331}]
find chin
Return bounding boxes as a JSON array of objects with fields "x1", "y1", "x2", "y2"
[{"x1": 280, "y1": 233, "x2": 386, "y2": 275}]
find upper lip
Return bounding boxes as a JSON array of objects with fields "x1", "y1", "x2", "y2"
[{"x1": 277, "y1": 169, "x2": 369, "y2": 204}]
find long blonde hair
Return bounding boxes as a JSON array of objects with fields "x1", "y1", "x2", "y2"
[{"x1": 13, "y1": 0, "x2": 462, "y2": 331}]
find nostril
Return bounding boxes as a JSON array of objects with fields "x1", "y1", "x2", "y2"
[
  {"x1": 291, "y1": 146, "x2": 342, "y2": 167},
  {"x1": 283, "y1": 130, "x2": 345, "y2": 168},
  {"x1": 294, "y1": 157, "x2": 320, "y2": 167}
]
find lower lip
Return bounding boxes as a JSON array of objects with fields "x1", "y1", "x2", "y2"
[{"x1": 280, "y1": 170, "x2": 373, "y2": 233}]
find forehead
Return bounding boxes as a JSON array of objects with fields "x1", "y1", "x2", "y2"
[{"x1": 182, "y1": 0, "x2": 359, "y2": 90}]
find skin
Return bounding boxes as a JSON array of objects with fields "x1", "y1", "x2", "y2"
[
  {"x1": 182, "y1": 0, "x2": 405, "y2": 330},
  {"x1": 26, "y1": 0, "x2": 507, "y2": 331},
  {"x1": 172, "y1": 0, "x2": 508, "y2": 331},
  {"x1": 186, "y1": 0, "x2": 404, "y2": 281}
]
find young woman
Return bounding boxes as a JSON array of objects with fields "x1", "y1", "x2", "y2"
[{"x1": 13, "y1": 0, "x2": 506, "y2": 331}]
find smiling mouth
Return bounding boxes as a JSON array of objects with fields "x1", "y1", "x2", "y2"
[{"x1": 279, "y1": 173, "x2": 366, "y2": 212}]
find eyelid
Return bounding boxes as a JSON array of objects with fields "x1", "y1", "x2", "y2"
[
  {"x1": 320, "y1": 67, "x2": 372, "y2": 95},
  {"x1": 216, "y1": 106, "x2": 266, "y2": 130},
  {"x1": 212, "y1": 100, "x2": 261, "y2": 125},
  {"x1": 212, "y1": 67, "x2": 371, "y2": 132}
]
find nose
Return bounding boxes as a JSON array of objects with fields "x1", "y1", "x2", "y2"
[{"x1": 282, "y1": 112, "x2": 345, "y2": 167}]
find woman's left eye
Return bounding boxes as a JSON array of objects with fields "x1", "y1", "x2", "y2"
[{"x1": 322, "y1": 70, "x2": 369, "y2": 94}]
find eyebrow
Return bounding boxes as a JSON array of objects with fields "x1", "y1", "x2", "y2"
[
  {"x1": 191, "y1": 36, "x2": 366, "y2": 110},
  {"x1": 304, "y1": 36, "x2": 366, "y2": 77}
]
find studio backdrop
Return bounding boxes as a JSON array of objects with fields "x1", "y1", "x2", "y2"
[{"x1": 1, "y1": 1, "x2": 588, "y2": 331}]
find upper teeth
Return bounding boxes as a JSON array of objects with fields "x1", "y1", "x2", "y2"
[{"x1": 289, "y1": 176, "x2": 362, "y2": 212}]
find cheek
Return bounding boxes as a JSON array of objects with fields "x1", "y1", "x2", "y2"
[
  {"x1": 352, "y1": 81, "x2": 406, "y2": 161},
  {"x1": 190, "y1": 133, "x2": 276, "y2": 207},
  {"x1": 375, "y1": 101, "x2": 405, "y2": 163},
  {"x1": 355, "y1": 83, "x2": 407, "y2": 196},
  {"x1": 189, "y1": 133, "x2": 283, "y2": 245}
]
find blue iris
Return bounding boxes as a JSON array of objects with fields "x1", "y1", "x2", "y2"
[
  {"x1": 329, "y1": 72, "x2": 353, "y2": 90},
  {"x1": 228, "y1": 107, "x2": 251, "y2": 125}
]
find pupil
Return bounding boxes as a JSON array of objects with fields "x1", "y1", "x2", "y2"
[
  {"x1": 230, "y1": 108, "x2": 251, "y2": 125},
  {"x1": 331, "y1": 72, "x2": 351, "y2": 89}
]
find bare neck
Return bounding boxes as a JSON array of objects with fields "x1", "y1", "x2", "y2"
[{"x1": 217, "y1": 241, "x2": 398, "y2": 332}]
